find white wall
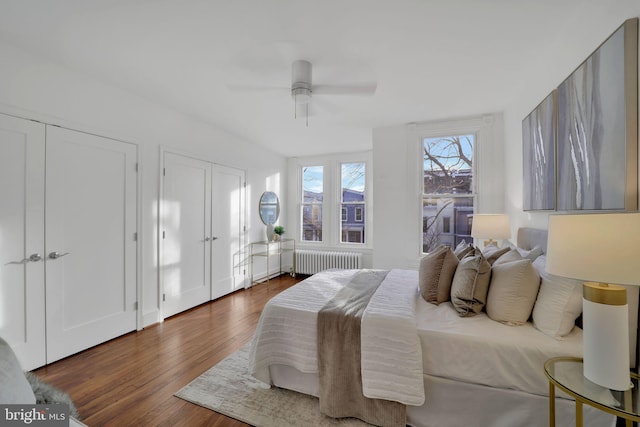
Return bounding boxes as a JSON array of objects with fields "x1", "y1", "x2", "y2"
[
  {"x1": 503, "y1": 2, "x2": 640, "y2": 232},
  {"x1": 0, "y1": 39, "x2": 288, "y2": 327},
  {"x1": 372, "y1": 114, "x2": 504, "y2": 270}
]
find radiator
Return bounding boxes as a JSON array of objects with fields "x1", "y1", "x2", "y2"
[{"x1": 295, "y1": 250, "x2": 362, "y2": 275}]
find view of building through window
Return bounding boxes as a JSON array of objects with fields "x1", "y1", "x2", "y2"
[
  {"x1": 341, "y1": 162, "x2": 365, "y2": 243},
  {"x1": 302, "y1": 166, "x2": 323, "y2": 241},
  {"x1": 423, "y1": 134, "x2": 474, "y2": 252}
]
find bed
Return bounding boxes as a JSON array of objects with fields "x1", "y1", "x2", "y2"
[{"x1": 248, "y1": 228, "x2": 639, "y2": 427}]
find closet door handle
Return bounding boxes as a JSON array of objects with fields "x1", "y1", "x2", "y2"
[
  {"x1": 48, "y1": 251, "x2": 70, "y2": 260},
  {"x1": 5, "y1": 253, "x2": 42, "y2": 265}
]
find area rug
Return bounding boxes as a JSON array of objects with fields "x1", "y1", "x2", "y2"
[{"x1": 175, "y1": 342, "x2": 369, "y2": 426}]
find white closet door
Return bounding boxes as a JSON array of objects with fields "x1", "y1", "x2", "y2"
[
  {"x1": 45, "y1": 126, "x2": 137, "y2": 363},
  {"x1": 211, "y1": 165, "x2": 246, "y2": 299},
  {"x1": 0, "y1": 114, "x2": 46, "y2": 370},
  {"x1": 162, "y1": 153, "x2": 212, "y2": 318}
]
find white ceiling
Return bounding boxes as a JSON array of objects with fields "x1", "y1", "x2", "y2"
[{"x1": 0, "y1": 0, "x2": 588, "y2": 157}]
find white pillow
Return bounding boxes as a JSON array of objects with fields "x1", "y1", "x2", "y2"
[
  {"x1": 531, "y1": 256, "x2": 583, "y2": 338},
  {"x1": 517, "y1": 245, "x2": 543, "y2": 261},
  {"x1": 486, "y1": 259, "x2": 540, "y2": 325}
]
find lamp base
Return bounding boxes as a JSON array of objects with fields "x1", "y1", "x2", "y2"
[{"x1": 582, "y1": 282, "x2": 630, "y2": 391}]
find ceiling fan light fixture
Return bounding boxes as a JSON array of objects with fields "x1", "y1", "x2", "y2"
[
  {"x1": 292, "y1": 60, "x2": 312, "y2": 125},
  {"x1": 292, "y1": 87, "x2": 311, "y2": 105}
]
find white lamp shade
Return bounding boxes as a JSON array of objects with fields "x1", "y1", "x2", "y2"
[
  {"x1": 470, "y1": 214, "x2": 511, "y2": 240},
  {"x1": 547, "y1": 213, "x2": 640, "y2": 391},
  {"x1": 546, "y1": 213, "x2": 640, "y2": 286}
]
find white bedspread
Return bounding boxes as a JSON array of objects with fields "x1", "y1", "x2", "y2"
[
  {"x1": 415, "y1": 282, "x2": 584, "y2": 397},
  {"x1": 249, "y1": 269, "x2": 424, "y2": 406},
  {"x1": 249, "y1": 269, "x2": 355, "y2": 384},
  {"x1": 361, "y1": 269, "x2": 424, "y2": 405}
]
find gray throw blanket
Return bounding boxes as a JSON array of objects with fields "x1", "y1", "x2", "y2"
[{"x1": 317, "y1": 269, "x2": 406, "y2": 427}]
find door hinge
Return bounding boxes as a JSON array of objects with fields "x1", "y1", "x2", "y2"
[
  {"x1": 163, "y1": 167, "x2": 166, "y2": 176},
  {"x1": 134, "y1": 301, "x2": 138, "y2": 310},
  {"x1": 162, "y1": 230, "x2": 166, "y2": 239},
  {"x1": 243, "y1": 269, "x2": 246, "y2": 276},
  {"x1": 133, "y1": 232, "x2": 138, "y2": 241},
  {"x1": 163, "y1": 293, "x2": 166, "y2": 302},
  {"x1": 135, "y1": 163, "x2": 139, "y2": 172},
  {"x1": 243, "y1": 225, "x2": 246, "y2": 232}
]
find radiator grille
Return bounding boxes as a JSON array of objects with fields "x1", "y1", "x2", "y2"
[{"x1": 295, "y1": 250, "x2": 362, "y2": 275}]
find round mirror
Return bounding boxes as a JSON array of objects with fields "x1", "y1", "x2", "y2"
[{"x1": 259, "y1": 191, "x2": 280, "y2": 225}]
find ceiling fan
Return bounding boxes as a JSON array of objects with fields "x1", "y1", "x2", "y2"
[
  {"x1": 290, "y1": 59, "x2": 377, "y2": 125},
  {"x1": 228, "y1": 59, "x2": 377, "y2": 126}
]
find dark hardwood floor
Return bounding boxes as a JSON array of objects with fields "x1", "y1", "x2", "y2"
[{"x1": 33, "y1": 275, "x2": 302, "y2": 426}]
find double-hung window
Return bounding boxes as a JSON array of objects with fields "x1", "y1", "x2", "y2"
[
  {"x1": 295, "y1": 154, "x2": 370, "y2": 247},
  {"x1": 422, "y1": 134, "x2": 475, "y2": 252},
  {"x1": 302, "y1": 166, "x2": 324, "y2": 242},
  {"x1": 340, "y1": 162, "x2": 366, "y2": 244}
]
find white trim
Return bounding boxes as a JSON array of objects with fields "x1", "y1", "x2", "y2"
[
  {"x1": 408, "y1": 114, "x2": 502, "y2": 259},
  {"x1": 290, "y1": 151, "x2": 373, "y2": 250}
]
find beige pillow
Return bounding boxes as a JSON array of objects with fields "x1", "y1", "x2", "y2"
[
  {"x1": 481, "y1": 245, "x2": 510, "y2": 265},
  {"x1": 450, "y1": 253, "x2": 491, "y2": 316},
  {"x1": 453, "y1": 240, "x2": 474, "y2": 260},
  {"x1": 419, "y1": 245, "x2": 459, "y2": 304},
  {"x1": 531, "y1": 256, "x2": 583, "y2": 338},
  {"x1": 492, "y1": 249, "x2": 523, "y2": 266},
  {"x1": 486, "y1": 259, "x2": 541, "y2": 325}
]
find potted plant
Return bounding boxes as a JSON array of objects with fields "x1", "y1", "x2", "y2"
[{"x1": 273, "y1": 225, "x2": 285, "y2": 241}]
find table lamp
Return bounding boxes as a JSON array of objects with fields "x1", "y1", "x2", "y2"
[
  {"x1": 471, "y1": 214, "x2": 511, "y2": 247},
  {"x1": 546, "y1": 213, "x2": 640, "y2": 391}
]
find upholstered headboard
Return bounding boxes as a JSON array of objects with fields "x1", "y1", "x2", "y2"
[
  {"x1": 516, "y1": 227, "x2": 638, "y2": 369},
  {"x1": 516, "y1": 227, "x2": 548, "y2": 254}
]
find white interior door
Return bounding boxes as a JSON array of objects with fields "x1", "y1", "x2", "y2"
[
  {"x1": 0, "y1": 114, "x2": 46, "y2": 370},
  {"x1": 45, "y1": 126, "x2": 137, "y2": 363},
  {"x1": 162, "y1": 153, "x2": 212, "y2": 318},
  {"x1": 211, "y1": 165, "x2": 246, "y2": 299}
]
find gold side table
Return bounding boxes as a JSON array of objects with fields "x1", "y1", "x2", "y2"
[
  {"x1": 544, "y1": 357, "x2": 640, "y2": 427},
  {"x1": 250, "y1": 238, "x2": 296, "y2": 286}
]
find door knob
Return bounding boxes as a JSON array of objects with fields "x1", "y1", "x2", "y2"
[
  {"x1": 48, "y1": 251, "x2": 70, "y2": 260},
  {"x1": 5, "y1": 253, "x2": 43, "y2": 265}
]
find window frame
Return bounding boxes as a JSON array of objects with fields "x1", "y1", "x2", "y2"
[
  {"x1": 409, "y1": 115, "x2": 502, "y2": 258},
  {"x1": 300, "y1": 164, "x2": 325, "y2": 243},
  {"x1": 421, "y1": 133, "x2": 477, "y2": 253},
  {"x1": 290, "y1": 152, "x2": 372, "y2": 250}
]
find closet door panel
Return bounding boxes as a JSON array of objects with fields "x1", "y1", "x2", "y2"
[
  {"x1": 162, "y1": 153, "x2": 211, "y2": 318},
  {"x1": 0, "y1": 114, "x2": 45, "y2": 370},
  {"x1": 45, "y1": 126, "x2": 137, "y2": 363},
  {"x1": 211, "y1": 165, "x2": 245, "y2": 299}
]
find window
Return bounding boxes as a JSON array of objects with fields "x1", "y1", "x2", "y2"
[
  {"x1": 302, "y1": 166, "x2": 323, "y2": 242},
  {"x1": 341, "y1": 162, "x2": 366, "y2": 244},
  {"x1": 355, "y1": 207, "x2": 363, "y2": 222},
  {"x1": 442, "y1": 217, "x2": 451, "y2": 234},
  {"x1": 294, "y1": 153, "x2": 371, "y2": 248},
  {"x1": 422, "y1": 134, "x2": 474, "y2": 252}
]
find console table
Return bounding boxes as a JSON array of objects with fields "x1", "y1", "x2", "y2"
[{"x1": 250, "y1": 238, "x2": 296, "y2": 286}]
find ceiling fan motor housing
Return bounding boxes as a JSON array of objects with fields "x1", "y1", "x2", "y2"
[{"x1": 292, "y1": 60, "x2": 312, "y2": 103}]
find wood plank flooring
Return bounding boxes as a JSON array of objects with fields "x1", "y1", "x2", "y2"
[{"x1": 33, "y1": 275, "x2": 302, "y2": 427}]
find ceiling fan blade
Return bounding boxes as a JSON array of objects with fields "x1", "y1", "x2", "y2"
[
  {"x1": 312, "y1": 83, "x2": 377, "y2": 96},
  {"x1": 225, "y1": 84, "x2": 288, "y2": 94}
]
